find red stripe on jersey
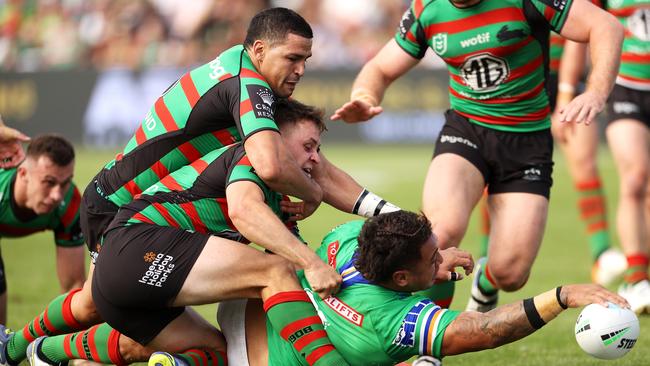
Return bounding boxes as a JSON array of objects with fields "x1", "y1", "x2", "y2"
[
  {"x1": 0, "y1": 223, "x2": 43, "y2": 236},
  {"x1": 507, "y1": 55, "x2": 543, "y2": 82},
  {"x1": 449, "y1": 73, "x2": 465, "y2": 86},
  {"x1": 424, "y1": 7, "x2": 524, "y2": 37},
  {"x1": 550, "y1": 59, "x2": 560, "y2": 71},
  {"x1": 414, "y1": 0, "x2": 424, "y2": 17},
  {"x1": 618, "y1": 74, "x2": 650, "y2": 85},
  {"x1": 115, "y1": 153, "x2": 123, "y2": 161},
  {"x1": 218, "y1": 73, "x2": 233, "y2": 82},
  {"x1": 152, "y1": 203, "x2": 180, "y2": 227},
  {"x1": 180, "y1": 73, "x2": 200, "y2": 107},
  {"x1": 135, "y1": 126, "x2": 146, "y2": 145},
  {"x1": 456, "y1": 105, "x2": 550, "y2": 125},
  {"x1": 177, "y1": 141, "x2": 202, "y2": 163},
  {"x1": 237, "y1": 155, "x2": 252, "y2": 167},
  {"x1": 60, "y1": 187, "x2": 81, "y2": 228},
  {"x1": 544, "y1": 6, "x2": 554, "y2": 22},
  {"x1": 154, "y1": 98, "x2": 179, "y2": 132},
  {"x1": 212, "y1": 130, "x2": 237, "y2": 146},
  {"x1": 444, "y1": 36, "x2": 533, "y2": 67},
  {"x1": 131, "y1": 212, "x2": 155, "y2": 225},
  {"x1": 240, "y1": 68, "x2": 264, "y2": 81},
  {"x1": 191, "y1": 158, "x2": 209, "y2": 175},
  {"x1": 240, "y1": 99, "x2": 253, "y2": 116},
  {"x1": 306, "y1": 345, "x2": 336, "y2": 366},
  {"x1": 448, "y1": 80, "x2": 545, "y2": 104},
  {"x1": 160, "y1": 174, "x2": 183, "y2": 191},
  {"x1": 550, "y1": 36, "x2": 565, "y2": 46},
  {"x1": 622, "y1": 52, "x2": 650, "y2": 63},
  {"x1": 216, "y1": 198, "x2": 236, "y2": 231},
  {"x1": 124, "y1": 179, "x2": 142, "y2": 197},
  {"x1": 279, "y1": 316, "x2": 323, "y2": 340},
  {"x1": 151, "y1": 161, "x2": 170, "y2": 181},
  {"x1": 180, "y1": 202, "x2": 208, "y2": 233},
  {"x1": 407, "y1": 30, "x2": 418, "y2": 43},
  {"x1": 87, "y1": 326, "x2": 101, "y2": 362},
  {"x1": 608, "y1": 7, "x2": 638, "y2": 17}
]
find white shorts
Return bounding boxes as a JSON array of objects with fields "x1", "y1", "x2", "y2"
[{"x1": 216, "y1": 299, "x2": 250, "y2": 366}]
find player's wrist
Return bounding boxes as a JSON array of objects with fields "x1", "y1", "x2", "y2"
[
  {"x1": 351, "y1": 88, "x2": 379, "y2": 107},
  {"x1": 353, "y1": 189, "x2": 401, "y2": 218},
  {"x1": 523, "y1": 287, "x2": 566, "y2": 329}
]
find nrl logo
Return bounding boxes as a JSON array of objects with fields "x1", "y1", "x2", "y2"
[
  {"x1": 257, "y1": 88, "x2": 275, "y2": 107},
  {"x1": 433, "y1": 33, "x2": 448, "y2": 56}
]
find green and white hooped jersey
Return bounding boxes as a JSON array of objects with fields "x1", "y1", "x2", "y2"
[
  {"x1": 266, "y1": 221, "x2": 460, "y2": 365},
  {"x1": 396, "y1": 0, "x2": 575, "y2": 132},
  {"x1": 605, "y1": 0, "x2": 650, "y2": 90}
]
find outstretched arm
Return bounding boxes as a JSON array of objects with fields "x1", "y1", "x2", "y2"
[
  {"x1": 440, "y1": 284, "x2": 629, "y2": 356},
  {"x1": 557, "y1": 0, "x2": 623, "y2": 125}
]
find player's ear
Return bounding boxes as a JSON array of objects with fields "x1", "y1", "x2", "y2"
[
  {"x1": 252, "y1": 39, "x2": 266, "y2": 63},
  {"x1": 392, "y1": 269, "x2": 410, "y2": 288}
]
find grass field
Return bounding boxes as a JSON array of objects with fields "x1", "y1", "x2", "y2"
[{"x1": 2, "y1": 144, "x2": 649, "y2": 366}]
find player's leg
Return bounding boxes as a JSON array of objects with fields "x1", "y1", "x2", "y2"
[
  {"x1": 606, "y1": 117, "x2": 650, "y2": 314},
  {"x1": 558, "y1": 117, "x2": 623, "y2": 284},
  {"x1": 477, "y1": 189, "x2": 490, "y2": 258}
]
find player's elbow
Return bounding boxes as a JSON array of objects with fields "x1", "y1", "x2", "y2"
[
  {"x1": 254, "y1": 160, "x2": 283, "y2": 186},
  {"x1": 600, "y1": 12, "x2": 624, "y2": 44}
]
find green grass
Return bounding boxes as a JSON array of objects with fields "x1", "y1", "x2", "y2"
[{"x1": 3, "y1": 144, "x2": 649, "y2": 366}]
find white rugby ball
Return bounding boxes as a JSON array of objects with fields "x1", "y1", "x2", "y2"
[{"x1": 575, "y1": 302, "x2": 639, "y2": 359}]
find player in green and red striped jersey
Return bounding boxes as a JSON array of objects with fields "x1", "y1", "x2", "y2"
[
  {"x1": 558, "y1": 0, "x2": 650, "y2": 314},
  {"x1": 0, "y1": 135, "x2": 84, "y2": 325},
  {"x1": 332, "y1": 0, "x2": 623, "y2": 314},
  {"x1": 217, "y1": 211, "x2": 628, "y2": 366}
]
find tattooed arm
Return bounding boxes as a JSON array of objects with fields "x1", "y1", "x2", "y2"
[{"x1": 440, "y1": 284, "x2": 629, "y2": 356}]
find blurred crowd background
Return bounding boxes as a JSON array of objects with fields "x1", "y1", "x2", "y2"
[{"x1": 0, "y1": 0, "x2": 450, "y2": 72}]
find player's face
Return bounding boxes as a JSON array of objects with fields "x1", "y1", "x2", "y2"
[
  {"x1": 21, "y1": 156, "x2": 74, "y2": 215},
  {"x1": 409, "y1": 235, "x2": 442, "y2": 291},
  {"x1": 281, "y1": 119, "x2": 321, "y2": 178},
  {"x1": 259, "y1": 33, "x2": 312, "y2": 98}
]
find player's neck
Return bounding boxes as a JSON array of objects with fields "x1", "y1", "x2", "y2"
[
  {"x1": 11, "y1": 174, "x2": 36, "y2": 219},
  {"x1": 449, "y1": 0, "x2": 483, "y2": 8}
]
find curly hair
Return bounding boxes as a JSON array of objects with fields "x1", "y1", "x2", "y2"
[{"x1": 355, "y1": 211, "x2": 432, "y2": 284}]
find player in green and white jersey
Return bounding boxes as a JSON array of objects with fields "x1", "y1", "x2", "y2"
[
  {"x1": 332, "y1": 0, "x2": 624, "y2": 314},
  {"x1": 559, "y1": 0, "x2": 650, "y2": 314},
  {"x1": 0, "y1": 135, "x2": 84, "y2": 325},
  {"x1": 218, "y1": 211, "x2": 629, "y2": 366}
]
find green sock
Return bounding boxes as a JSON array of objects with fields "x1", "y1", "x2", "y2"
[
  {"x1": 176, "y1": 348, "x2": 227, "y2": 366},
  {"x1": 415, "y1": 281, "x2": 455, "y2": 308},
  {"x1": 477, "y1": 260, "x2": 498, "y2": 295},
  {"x1": 576, "y1": 179, "x2": 611, "y2": 261},
  {"x1": 39, "y1": 323, "x2": 123, "y2": 364},
  {"x1": 263, "y1": 291, "x2": 348, "y2": 366},
  {"x1": 7, "y1": 289, "x2": 83, "y2": 364}
]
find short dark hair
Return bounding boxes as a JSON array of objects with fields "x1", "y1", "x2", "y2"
[
  {"x1": 355, "y1": 211, "x2": 432, "y2": 283},
  {"x1": 274, "y1": 99, "x2": 327, "y2": 133},
  {"x1": 26, "y1": 134, "x2": 75, "y2": 167},
  {"x1": 244, "y1": 7, "x2": 312, "y2": 48}
]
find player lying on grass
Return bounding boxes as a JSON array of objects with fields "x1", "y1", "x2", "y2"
[
  {"x1": 0, "y1": 135, "x2": 85, "y2": 324},
  {"x1": 215, "y1": 211, "x2": 629, "y2": 366},
  {"x1": 13, "y1": 99, "x2": 401, "y2": 366}
]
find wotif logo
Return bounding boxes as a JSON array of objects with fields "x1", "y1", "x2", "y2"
[{"x1": 461, "y1": 32, "x2": 490, "y2": 48}]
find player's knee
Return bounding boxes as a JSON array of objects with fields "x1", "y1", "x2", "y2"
[
  {"x1": 71, "y1": 287, "x2": 101, "y2": 324},
  {"x1": 621, "y1": 168, "x2": 649, "y2": 200},
  {"x1": 490, "y1": 266, "x2": 529, "y2": 292},
  {"x1": 433, "y1": 225, "x2": 464, "y2": 249},
  {"x1": 266, "y1": 257, "x2": 298, "y2": 285}
]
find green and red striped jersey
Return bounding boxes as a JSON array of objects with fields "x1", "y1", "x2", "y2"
[
  {"x1": 114, "y1": 144, "x2": 292, "y2": 242},
  {"x1": 604, "y1": 0, "x2": 650, "y2": 90},
  {"x1": 267, "y1": 220, "x2": 459, "y2": 365},
  {"x1": 96, "y1": 44, "x2": 280, "y2": 207},
  {"x1": 549, "y1": 0, "x2": 601, "y2": 74},
  {"x1": 0, "y1": 169, "x2": 83, "y2": 247},
  {"x1": 395, "y1": 0, "x2": 575, "y2": 132}
]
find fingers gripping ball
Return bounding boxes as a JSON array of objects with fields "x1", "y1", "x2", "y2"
[{"x1": 575, "y1": 303, "x2": 640, "y2": 360}]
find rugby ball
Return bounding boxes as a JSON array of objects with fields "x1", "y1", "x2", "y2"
[{"x1": 575, "y1": 302, "x2": 639, "y2": 359}]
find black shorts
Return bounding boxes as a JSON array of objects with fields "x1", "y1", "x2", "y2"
[
  {"x1": 433, "y1": 110, "x2": 554, "y2": 198},
  {"x1": 80, "y1": 178, "x2": 119, "y2": 262},
  {"x1": 606, "y1": 84, "x2": 650, "y2": 127},
  {"x1": 92, "y1": 222, "x2": 209, "y2": 344},
  {"x1": 547, "y1": 73, "x2": 558, "y2": 112}
]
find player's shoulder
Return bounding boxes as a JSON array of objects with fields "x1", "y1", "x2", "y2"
[{"x1": 0, "y1": 168, "x2": 16, "y2": 185}]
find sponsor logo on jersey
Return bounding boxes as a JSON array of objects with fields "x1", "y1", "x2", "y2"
[
  {"x1": 208, "y1": 57, "x2": 227, "y2": 80},
  {"x1": 627, "y1": 9, "x2": 650, "y2": 41},
  {"x1": 398, "y1": 9, "x2": 416, "y2": 40},
  {"x1": 139, "y1": 252, "x2": 175, "y2": 288},
  {"x1": 539, "y1": 0, "x2": 568, "y2": 11},
  {"x1": 433, "y1": 33, "x2": 448, "y2": 56},
  {"x1": 393, "y1": 300, "x2": 430, "y2": 348},
  {"x1": 613, "y1": 101, "x2": 640, "y2": 114},
  {"x1": 144, "y1": 111, "x2": 156, "y2": 131},
  {"x1": 246, "y1": 85, "x2": 275, "y2": 120},
  {"x1": 323, "y1": 296, "x2": 364, "y2": 326},
  {"x1": 460, "y1": 32, "x2": 491, "y2": 48},
  {"x1": 327, "y1": 240, "x2": 340, "y2": 268},
  {"x1": 439, "y1": 135, "x2": 478, "y2": 149},
  {"x1": 497, "y1": 25, "x2": 527, "y2": 43},
  {"x1": 460, "y1": 53, "x2": 509, "y2": 92}
]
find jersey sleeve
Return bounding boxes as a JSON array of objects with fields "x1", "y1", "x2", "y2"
[
  {"x1": 53, "y1": 184, "x2": 84, "y2": 247},
  {"x1": 380, "y1": 298, "x2": 460, "y2": 361},
  {"x1": 225, "y1": 153, "x2": 268, "y2": 191},
  {"x1": 235, "y1": 75, "x2": 280, "y2": 141},
  {"x1": 394, "y1": 1, "x2": 429, "y2": 59},
  {"x1": 527, "y1": 0, "x2": 575, "y2": 33}
]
